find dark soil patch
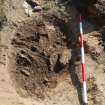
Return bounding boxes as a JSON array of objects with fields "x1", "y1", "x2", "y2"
[{"x1": 11, "y1": 14, "x2": 72, "y2": 99}]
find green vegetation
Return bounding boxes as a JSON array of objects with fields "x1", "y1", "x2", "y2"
[
  {"x1": 42, "y1": 4, "x2": 50, "y2": 11},
  {"x1": 42, "y1": 1, "x2": 58, "y2": 12},
  {"x1": 91, "y1": 52, "x2": 100, "y2": 61},
  {"x1": 42, "y1": 1, "x2": 54, "y2": 11}
]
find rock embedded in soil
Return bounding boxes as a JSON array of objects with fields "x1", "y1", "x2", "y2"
[
  {"x1": 60, "y1": 48, "x2": 71, "y2": 65},
  {"x1": 20, "y1": 69, "x2": 30, "y2": 76},
  {"x1": 33, "y1": 6, "x2": 42, "y2": 12}
]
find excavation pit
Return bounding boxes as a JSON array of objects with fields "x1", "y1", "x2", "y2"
[{"x1": 10, "y1": 14, "x2": 72, "y2": 99}]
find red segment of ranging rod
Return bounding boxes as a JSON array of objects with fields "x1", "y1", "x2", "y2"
[{"x1": 79, "y1": 15, "x2": 88, "y2": 105}]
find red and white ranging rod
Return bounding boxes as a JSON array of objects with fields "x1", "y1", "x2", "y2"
[{"x1": 79, "y1": 15, "x2": 88, "y2": 105}]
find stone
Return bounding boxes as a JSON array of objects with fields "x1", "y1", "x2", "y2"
[
  {"x1": 23, "y1": 1, "x2": 33, "y2": 17},
  {"x1": 21, "y1": 69, "x2": 30, "y2": 76},
  {"x1": 33, "y1": 6, "x2": 42, "y2": 12},
  {"x1": 25, "y1": 9, "x2": 33, "y2": 17},
  {"x1": 59, "y1": 48, "x2": 71, "y2": 65}
]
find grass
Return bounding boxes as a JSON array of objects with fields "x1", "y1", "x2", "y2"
[
  {"x1": 91, "y1": 52, "x2": 100, "y2": 61},
  {"x1": 42, "y1": 1, "x2": 58, "y2": 12},
  {"x1": 42, "y1": 4, "x2": 50, "y2": 11}
]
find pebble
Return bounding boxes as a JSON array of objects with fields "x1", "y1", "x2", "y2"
[
  {"x1": 33, "y1": 6, "x2": 42, "y2": 12},
  {"x1": 21, "y1": 69, "x2": 30, "y2": 76}
]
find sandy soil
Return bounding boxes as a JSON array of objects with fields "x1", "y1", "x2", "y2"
[{"x1": 0, "y1": 0, "x2": 105, "y2": 105}]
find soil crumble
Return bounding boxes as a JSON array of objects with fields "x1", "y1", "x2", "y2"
[{"x1": 11, "y1": 14, "x2": 71, "y2": 98}]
